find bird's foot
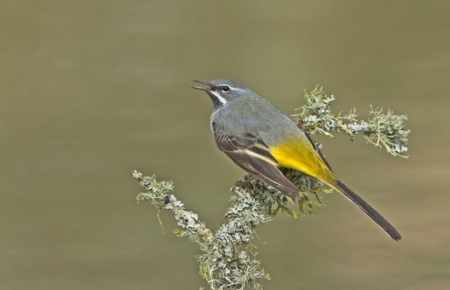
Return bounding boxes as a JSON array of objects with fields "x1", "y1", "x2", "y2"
[{"x1": 232, "y1": 176, "x2": 256, "y2": 195}]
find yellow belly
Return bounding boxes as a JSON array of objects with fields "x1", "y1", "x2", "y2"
[{"x1": 270, "y1": 139, "x2": 337, "y2": 184}]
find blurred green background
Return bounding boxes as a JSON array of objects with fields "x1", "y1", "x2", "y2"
[{"x1": 1, "y1": 1, "x2": 449, "y2": 289}]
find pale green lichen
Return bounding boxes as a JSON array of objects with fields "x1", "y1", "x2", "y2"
[
  {"x1": 291, "y1": 85, "x2": 410, "y2": 158},
  {"x1": 134, "y1": 171, "x2": 271, "y2": 290}
]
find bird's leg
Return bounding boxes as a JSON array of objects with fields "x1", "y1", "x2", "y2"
[{"x1": 233, "y1": 176, "x2": 256, "y2": 195}]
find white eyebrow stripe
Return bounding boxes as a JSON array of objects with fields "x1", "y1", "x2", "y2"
[{"x1": 233, "y1": 87, "x2": 245, "y2": 92}]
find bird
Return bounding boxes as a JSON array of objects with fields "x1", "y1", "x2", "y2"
[{"x1": 192, "y1": 78, "x2": 401, "y2": 241}]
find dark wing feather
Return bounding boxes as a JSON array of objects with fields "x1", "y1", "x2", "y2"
[{"x1": 215, "y1": 132, "x2": 300, "y2": 199}]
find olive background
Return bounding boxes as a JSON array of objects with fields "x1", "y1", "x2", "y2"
[{"x1": 2, "y1": 1, "x2": 449, "y2": 289}]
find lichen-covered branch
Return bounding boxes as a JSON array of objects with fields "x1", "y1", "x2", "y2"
[
  {"x1": 133, "y1": 171, "x2": 213, "y2": 248},
  {"x1": 133, "y1": 86, "x2": 410, "y2": 289},
  {"x1": 133, "y1": 170, "x2": 325, "y2": 290},
  {"x1": 291, "y1": 85, "x2": 410, "y2": 158}
]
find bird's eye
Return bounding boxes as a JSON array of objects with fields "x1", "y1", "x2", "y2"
[{"x1": 222, "y1": 86, "x2": 230, "y2": 92}]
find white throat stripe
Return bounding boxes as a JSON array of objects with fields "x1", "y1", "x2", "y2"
[{"x1": 210, "y1": 91, "x2": 228, "y2": 105}]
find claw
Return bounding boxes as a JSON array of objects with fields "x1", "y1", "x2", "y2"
[{"x1": 232, "y1": 176, "x2": 256, "y2": 195}]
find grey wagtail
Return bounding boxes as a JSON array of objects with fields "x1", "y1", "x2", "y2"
[{"x1": 192, "y1": 78, "x2": 401, "y2": 241}]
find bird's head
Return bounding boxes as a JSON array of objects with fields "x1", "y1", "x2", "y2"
[{"x1": 192, "y1": 78, "x2": 250, "y2": 110}]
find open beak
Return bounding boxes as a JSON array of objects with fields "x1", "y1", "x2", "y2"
[{"x1": 192, "y1": 80, "x2": 213, "y2": 92}]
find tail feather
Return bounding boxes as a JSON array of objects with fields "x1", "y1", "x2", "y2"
[{"x1": 333, "y1": 180, "x2": 401, "y2": 241}]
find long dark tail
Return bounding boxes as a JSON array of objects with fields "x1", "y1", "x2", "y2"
[{"x1": 333, "y1": 180, "x2": 401, "y2": 241}]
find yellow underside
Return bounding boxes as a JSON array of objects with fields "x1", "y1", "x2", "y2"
[{"x1": 270, "y1": 139, "x2": 337, "y2": 185}]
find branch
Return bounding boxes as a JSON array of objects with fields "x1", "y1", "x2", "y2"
[
  {"x1": 291, "y1": 85, "x2": 410, "y2": 158},
  {"x1": 133, "y1": 170, "x2": 324, "y2": 289}
]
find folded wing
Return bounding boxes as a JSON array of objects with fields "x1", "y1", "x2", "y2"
[{"x1": 214, "y1": 132, "x2": 300, "y2": 199}]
